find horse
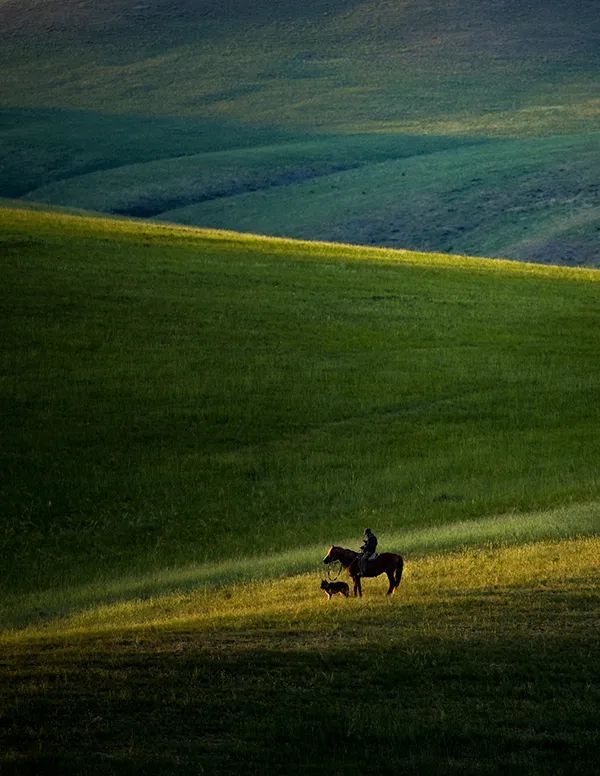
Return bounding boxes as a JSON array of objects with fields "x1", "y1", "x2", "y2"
[{"x1": 323, "y1": 545, "x2": 404, "y2": 598}]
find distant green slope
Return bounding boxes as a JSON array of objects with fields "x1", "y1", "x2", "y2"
[
  {"x1": 2, "y1": 0, "x2": 598, "y2": 135},
  {"x1": 2, "y1": 206, "x2": 600, "y2": 597},
  {"x1": 156, "y1": 133, "x2": 600, "y2": 266},
  {"x1": 0, "y1": 108, "x2": 299, "y2": 198},
  {"x1": 1, "y1": 1, "x2": 599, "y2": 264},
  {"x1": 22, "y1": 133, "x2": 473, "y2": 216},
  {"x1": 13, "y1": 125, "x2": 600, "y2": 266}
]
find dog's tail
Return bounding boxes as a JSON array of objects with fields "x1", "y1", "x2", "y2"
[{"x1": 394, "y1": 556, "x2": 404, "y2": 589}]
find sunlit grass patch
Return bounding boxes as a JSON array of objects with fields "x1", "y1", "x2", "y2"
[
  {"x1": 1, "y1": 537, "x2": 598, "y2": 773},
  {"x1": 4, "y1": 535, "x2": 598, "y2": 644},
  {"x1": 2, "y1": 500, "x2": 598, "y2": 632}
]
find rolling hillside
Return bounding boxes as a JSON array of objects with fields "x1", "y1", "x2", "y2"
[
  {"x1": 1, "y1": 206, "x2": 599, "y2": 772},
  {"x1": 2, "y1": 205, "x2": 600, "y2": 600},
  {"x1": 3, "y1": 4, "x2": 600, "y2": 768},
  {"x1": 1, "y1": 0, "x2": 599, "y2": 264}
]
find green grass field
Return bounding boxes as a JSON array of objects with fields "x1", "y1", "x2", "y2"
[
  {"x1": 2, "y1": 538, "x2": 598, "y2": 773},
  {"x1": 3, "y1": 2, "x2": 599, "y2": 770},
  {"x1": 2, "y1": 1, "x2": 598, "y2": 134},
  {"x1": 156, "y1": 133, "x2": 600, "y2": 266},
  {"x1": 1, "y1": 1, "x2": 599, "y2": 264},
  {"x1": 1, "y1": 206, "x2": 599, "y2": 771}
]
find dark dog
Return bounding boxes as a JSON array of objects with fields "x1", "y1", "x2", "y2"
[{"x1": 320, "y1": 579, "x2": 350, "y2": 600}]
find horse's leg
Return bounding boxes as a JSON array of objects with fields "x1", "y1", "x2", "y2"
[
  {"x1": 357, "y1": 576, "x2": 362, "y2": 598},
  {"x1": 386, "y1": 570, "x2": 395, "y2": 595},
  {"x1": 353, "y1": 575, "x2": 360, "y2": 597},
  {"x1": 394, "y1": 556, "x2": 404, "y2": 589}
]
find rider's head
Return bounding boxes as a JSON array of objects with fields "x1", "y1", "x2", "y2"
[{"x1": 364, "y1": 528, "x2": 372, "y2": 535}]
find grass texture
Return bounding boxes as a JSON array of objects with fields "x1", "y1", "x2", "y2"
[
  {"x1": 1, "y1": 206, "x2": 599, "y2": 772},
  {"x1": 2, "y1": 1, "x2": 598, "y2": 135},
  {"x1": 1, "y1": 537, "x2": 598, "y2": 773},
  {"x1": 1, "y1": 1, "x2": 599, "y2": 264},
  {"x1": 2, "y1": 205, "x2": 600, "y2": 595}
]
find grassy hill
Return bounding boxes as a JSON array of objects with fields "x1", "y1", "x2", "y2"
[
  {"x1": 2, "y1": 205, "x2": 600, "y2": 598},
  {"x1": 2, "y1": 1, "x2": 598, "y2": 133},
  {"x1": 1, "y1": 206, "x2": 599, "y2": 772},
  {"x1": 1, "y1": 1, "x2": 599, "y2": 264},
  {"x1": 3, "y1": 3, "x2": 600, "y2": 767}
]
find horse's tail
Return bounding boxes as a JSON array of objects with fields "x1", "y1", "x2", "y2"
[{"x1": 394, "y1": 556, "x2": 404, "y2": 589}]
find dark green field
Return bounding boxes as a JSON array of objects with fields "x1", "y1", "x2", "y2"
[
  {"x1": 1, "y1": 206, "x2": 599, "y2": 772},
  {"x1": 1, "y1": 1, "x2": 599, "y2": 264}
]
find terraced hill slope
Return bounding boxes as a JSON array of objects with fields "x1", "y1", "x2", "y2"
[{"x1": 1, "y1": 1, "x2": 599, "y2": 264}]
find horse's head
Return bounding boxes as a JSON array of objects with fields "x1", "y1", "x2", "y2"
[{"x1": 323, "y1": 545, "x2": 340, "y2": 564}]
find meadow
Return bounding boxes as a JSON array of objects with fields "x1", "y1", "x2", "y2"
[
  {"x1": 2, "y1": 1, "x2": 598, "y2": 134},
  {"x1": 3, "y1": 205, "x2": 600, "y2": 597},
  {"x1": 2, "y1": 537, "x2": 598, "y2": 774},
  {"x1": 156, "y1": 133, "x2": 600, "y2": 265},
  {"x1": 1, "y1": 0, "x2": 599, "y2": 265},
  {"x1": 1, "y1": 206, "x2": 599, "y2": 771}
]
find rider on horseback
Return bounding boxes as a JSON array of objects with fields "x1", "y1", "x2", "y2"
[{"x1": 358, "y1": 528, "x2": 377, "y2": 575}]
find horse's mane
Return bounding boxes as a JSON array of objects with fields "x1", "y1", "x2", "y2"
[{"x1": 331, "y1": 545, "x2": 358, "y2": 558}]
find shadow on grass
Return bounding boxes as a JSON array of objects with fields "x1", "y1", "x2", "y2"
[{"x1": 1, "y1": 589, "x2": 598, "y2": 775}]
